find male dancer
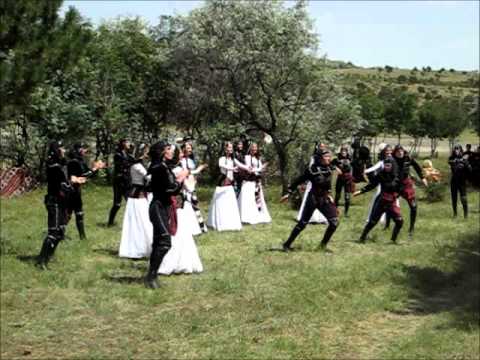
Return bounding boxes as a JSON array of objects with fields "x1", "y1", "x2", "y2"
[
  {"x1": 144, "y1": 141, "x2": 188, "y2": 289},
  {"x1": 67, "y1": 143, "x2": 104, "y2": 239},
  {"x1": 36, "y1": 141, "x2": 86, "y2": 269},
  {"x1": 448, "y1": 145, "x2": 471, "y2": 218},
  {"x1": 280, "y1": 148, "x2": 339, "y2": 252},
  {"x1": 332, "y1": 146, "x2": 354, "y2": 217},
  {"x1": 391, "y1": 145, "x2": 427, "y2": 236},
  {"x1": 354, "y1": 157, "x2": 403, "y2": 244},
  {"x1": 108, "y1": 139, "x2": 135, "y2": 226}
]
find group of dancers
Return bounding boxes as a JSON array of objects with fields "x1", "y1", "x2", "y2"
[{"x1": 35, "y1": 136, "x2": 477, "y2": 289}]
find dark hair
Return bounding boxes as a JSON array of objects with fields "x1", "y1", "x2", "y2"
[
  {"x1": 117, "y1": 138, "x2": 129, "y2": 151},
  {"x1": 149, "y1": 140, "x2": 169, "y2": 163},
  {"x1": 451, "y1": 145, "x2": 463, "y2": 157},
  {"x1": 47, "y1": 141, "x2": 64, "y2": 164}
]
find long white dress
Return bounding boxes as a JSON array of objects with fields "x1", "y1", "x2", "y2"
[
  {"x1": 237, "y1": 155, "x2": 271, "y2": 224},
  {"x1": 158, "y1": 166, "x2": 203, "y2": 275},
  {"x1": 206, "y1": 156, "x2": 242, "y2": 231},
  {"x1": 180, "y1": 157, "x2": 205, "y2": 235},
  {"x1": 296, "y1": 181, "x2": 328, "y2": 224},
  {"x1": 119, "y1": 163, "x2": 152, "y2": 259}
]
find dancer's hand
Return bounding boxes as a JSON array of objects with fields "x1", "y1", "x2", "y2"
[
  {"x1": 353, "y1": 190, "x2": 362, "y2": 197},
  {"x1": 71, "y1": 176, "x2": 87, "y2": 184},
  {"x1": 92, "y1": 160, "x2": 106, "y2": 171},
  {"x1": 422, "y1": 178, "x2": 428, "y2": 187},
  {"x1": 280, "y1": 194, "x2": 290, "y2": 203},
  {"x1": 198, "y1": 164, "x2": 208, "y2": 172}
]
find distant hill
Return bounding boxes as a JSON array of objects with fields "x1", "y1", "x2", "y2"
[{"x1": 324, "y1": 59, "x2": 479, "y2": 103}]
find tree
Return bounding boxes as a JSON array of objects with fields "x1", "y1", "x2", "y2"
[
  {"x1": 0, "y1": 0, "x2": 92, "y2": 169},
  {"x1": 175, "y1": 0, "x2": 362, "y2": 191},
  {"x1": 384, "y1": 90, "x2": 417, "y2": 144}
]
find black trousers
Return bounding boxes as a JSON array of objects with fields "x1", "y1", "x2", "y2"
[
  {"x1": 451, "y1": 176, "x2": 468, "y2": 217},
  {"x1": 147, "y1": 200, "x2": 172, "y2": 278},
  {"x1": 334, "y1": 175, "x2": 353, "y2": 215},
  {"x1": 38, "y1": 196, "x2": 67, "y2": 263},
  {"x1": 284, "y1": 192, "x2": 339, "y2": 248},
  {"x1": 67, "y1": 189, "x2": 86, "y2": 239},
  {"x1": 108, "y1": 178, "x2": 128, "y2": 225}
]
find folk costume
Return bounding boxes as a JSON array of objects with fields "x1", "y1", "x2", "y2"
[
  {"x1": 237, "y1": 154, "x2": 272, "y2": 224},
  {"x1": 206, "y1": 153, "x2": 242, "y2": 231},
  {"x1": 36, "y1": 142, "x2": 72, "y2": 269},
  {"x1": 119, "y1": 155, "x2": 152, "y2": 259},
  {"x1": 448, "y1": 146, "x2": 471, "y2": 218},
  {"x1": 283, "y1": 149, "x2": 339, "y2": 251}
]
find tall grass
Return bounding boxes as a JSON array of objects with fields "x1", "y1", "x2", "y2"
[{"x1": 1, "y1": 162, "x2": 479, "y2": 359}]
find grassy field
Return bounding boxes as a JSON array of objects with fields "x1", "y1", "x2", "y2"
[{"x1": 1, "y1": 158, "x2": 479, "y2": 359}]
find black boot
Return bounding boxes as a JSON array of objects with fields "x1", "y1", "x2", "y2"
[
  {"x1": 36, "y1": 236, "x2": 57, "y2": 270},
  {"x1": 344, "y1": 200, "x2": 350, "y2": 218},
  {"x1": 108, "y1": 205, "x2": 120, "y2": 226},
  {"x1": 391, "y1": 219, "x2": 403, "y2": 243},
  {"x1": 359, "y1": 222, "x2": 375, "y2": 243},
  {"x1": 144, "y1": 244, "x2": 169, "y2": 289},
  {"x1": 461, "y1": 196, "x2": 468, "y2": 219},
  {"x1": 282, "y1": 223, "x2": 305, "y2": 251},
  {"x1": 76, "y1": 212, "x2": 86, "y2": 240},
  {"x1": 319, "y1": 223, "x2": 337, "y2": 252},
  {"x1": 408, "y1": 205, "x2": 417, "y2": 237}
]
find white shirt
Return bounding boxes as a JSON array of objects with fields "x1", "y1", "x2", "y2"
[
  {"x1": 130, "y1": 163, "x2": 150, "y2": 186},
  {"x1": 219, "y1": 156, "x2": 236, "y2": 181}
]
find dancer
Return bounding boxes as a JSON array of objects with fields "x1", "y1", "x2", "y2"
[
  {"x1": 234, "y1": 140, "x2": 247, "y2": 197},
  {"x1": 392, "y1": 145, "x2": 428, "y2": 236},
  {"x1": 332, "y1": 146, "x2": 354, "y2": 217},
  {"x1": 296, "y1": 143, "x2": 328, "y2": 224},
  {"x1": 354, "y1": 157, "x2": 403, "y2": 244},
  {"x1": 237, "y1": 143, "x2": 271, "y2": 224},
  {"x1": 180, "y1": 140, "x2": 208, "y2": 234},
  {"x1": 207, "y1": 142, "x2": 242, "y2": 231},
  {"x1": 108, "y1": 139, "x2": 135, "y2": 226},
  {"x1": 66, "y1": 143, "x2": 105, "y2": 239},
  {"x1": 119, "y1": 144, "x2": 152, "y2": 259},
  {"x1": 351, "y1": 138, "x2": 372, "y2": 183},
  {"x1": 159, "y1": 153, "x2": 203, "y2": 275},
  {"x1": 448, "y1": 145, "x2": 471, "y2": 218},
  {"x1": 280, "y1": 148, "x2": 339, "y2": 252},
  {"x1": 144, "y1": 141, "x2": 189, "y2": 289},
  {"x1": 36, "y1": 141, "x2": 86, "y2": 269}
]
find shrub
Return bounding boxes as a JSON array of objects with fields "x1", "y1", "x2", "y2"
[{"x1": 423, "y1": 182, "x2": 445, "y2": 202}]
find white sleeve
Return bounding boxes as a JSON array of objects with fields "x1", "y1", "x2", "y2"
[
  {"x1": 219, "y1": 157, "x2": 236, "y2": 171},
  {"x1": 365, "y1": 161, "x2": 384, "y2": 174},
  {"x1": 234, "y1": 157, "x2": 249, "y2": 171}
]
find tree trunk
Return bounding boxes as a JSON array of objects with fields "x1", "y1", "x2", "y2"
[{"x1": 273, "y1": 138, "x2": 289, "y2": 194}]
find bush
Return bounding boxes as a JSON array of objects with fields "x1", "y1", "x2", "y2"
[{"x1": 423, "y1": 182, "x2": 445, "y2": 202}]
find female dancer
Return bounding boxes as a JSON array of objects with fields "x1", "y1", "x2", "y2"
[
  {"x1": 180, "y1": 140, "x2": 208, "y2": 234},
  {"x1": 144, "y1": 141, "x2": 189, "y2": 289},
  {"x1": 237, "y1": 143, "x2": 271, "y2": 224},
  {"x1": 448, "y1": 145, "x2": 471, "y2": 218},
  {"x1": 158, "y1": 149, "x2": 203, "y2": 275},
  {"x1": 119, "y1": 144, "x2": 152, "y2": 259},
  {"x1": 207, "y1": 142, "x2": 242, "y2": 231}
]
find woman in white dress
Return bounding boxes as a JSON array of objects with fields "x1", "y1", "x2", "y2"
[
  {"x1": 237, "y1": 143, "x2": 272, "y2": 224},
  {"x1": 159, "y1": 151, "x2": 203, "y2": 275},
  {"x1": 180, "y1": 141, "x2": 208, "y2": 235},
  {"x1": 119, "y1": 144, "x2": 153, "y2": 259},
  {"x1": 207, "y1": 142, "x2": 242, "y2": 231}
]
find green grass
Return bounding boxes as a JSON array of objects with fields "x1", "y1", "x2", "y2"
[{"x1": 1, "y1": 161, "x2": 479, "y2": 359}]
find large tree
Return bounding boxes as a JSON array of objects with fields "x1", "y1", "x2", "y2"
[{"x1": 174, "y1": 0, "x2": 362, "y2": 191}]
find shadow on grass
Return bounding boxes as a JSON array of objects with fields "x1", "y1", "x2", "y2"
[
  {"x1": 16, "y1": 255, "x2": 38, "y2": 264},
  {"x1": 394, "y1": 232, "x2": 480, "y2": 330},
  {"x1": 92, "y1": 248, "x2": 119, "y2": 257},
  {"x1": 103, "y1": 274, "x2": 143, "y2": 284}
]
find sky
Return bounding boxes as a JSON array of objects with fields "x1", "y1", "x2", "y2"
[{"x1": 61, "y1": 0, "x2": 480, "y2": 71}]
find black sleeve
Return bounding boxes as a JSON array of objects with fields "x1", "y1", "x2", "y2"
[
  {"x1": 287, "y1": 168, "x2": 310, "y2": 194},
  {"x1": 67, "y1": 159, "x2": 82, "y2": 177},
  {"x1": 360, "y1": 176, "x2": 379, "y2": 194},
  {"x1": 411, "y1": 158, "x2": 424, "y2": 179},
  {"x1": 162, "y1": 165, "x2": 182, "y2": 195}
]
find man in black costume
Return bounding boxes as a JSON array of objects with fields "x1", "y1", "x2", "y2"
[
  {"x1": 280, "y1": 148, "x2": 339, "y2": 252},
  {"x1": 332, "y1": 146, "x2": 354, "y2": 217},
  {"x1": 351, "y1": 138, "x2": 372, "y2": 183},
  {"x1": 448, "y1": 145, "x2": 471, "y2": 218},
  {"x1": 108, "y1": 139, "x2": 134, "y2": 226},
  {"x1": 354, "y1": 157, "x2": 403, "y2": 244},
  {"x1": 36, "y1": 141, "x2": 86, "y2": 269},
  {"x1": 67, "y1": 143, "x2": 104, "y2": 239},
  {"x1": 144, "y1": 141, "x2": 189, "y2": 289},
  {"x1": 391, "y1": 145, "x2": 427, "y2": 236}
]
